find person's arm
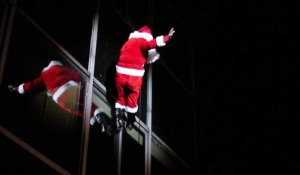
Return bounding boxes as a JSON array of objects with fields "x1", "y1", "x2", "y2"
[
  {"x1": 10, "y1": 76, "x2": 46, "y2": 94},
  {"x1": 146, "y1": 28, "x2": 175, "y2": 63},
  {"x1": 146, "y1": 27, "x2": 176, "y2": 49}
]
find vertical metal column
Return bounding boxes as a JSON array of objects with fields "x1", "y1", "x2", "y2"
[
  {"x1": 145, "y1": 1, "x2": 154, "y2": 174},
  {"x1": 79, "y1": 1, "x2": 99, "y2": 174},
  {"x1": 114, "y1": 129, "x2": 123, "y2": 175},
  {"x1": 0, "y1": 0, "x2": 17, "y2": 86},
  {"x1": 145, "y1": 66, "x2": 153, "y2": 175}
]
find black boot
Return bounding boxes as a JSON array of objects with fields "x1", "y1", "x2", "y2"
[
  {"x1": 115, "y1": 108, "x2": 125, "y2": 131},
  {"x1": 90, "y1": 112, "x2": 112, "y2": 136},
  {"x1": 126, "y1": 112, "x2": 136, "y2": 130},
  {"x1": 90, "y1": 112, "x2": 104, "y2": 126}
]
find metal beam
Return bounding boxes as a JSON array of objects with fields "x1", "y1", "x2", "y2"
[
  {"x1": 79, "y1": 0, "x2": 100, "y2": 174},
  {"x1": 0, "y1": 0, "x2": 16, "y2": 86}
]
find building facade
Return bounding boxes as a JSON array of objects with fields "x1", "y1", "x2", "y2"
[{"x1": 0, "y1": 0, "x2": 197, "y2": 174}]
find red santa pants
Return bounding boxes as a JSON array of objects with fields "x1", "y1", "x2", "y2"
[{"x1": 115, "y1": 72, "x2": 143, "y2": 113}]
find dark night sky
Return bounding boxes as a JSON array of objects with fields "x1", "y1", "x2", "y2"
[{"x1": 192, "y1": 1, "x2": 299, "y2": 174}]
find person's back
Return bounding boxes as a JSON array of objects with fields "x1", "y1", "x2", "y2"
[
  {"x1": 8, "y1": 60, "x2": 112, "y2": 135},
  {"x1": 41, "y1": 64, "x2": 81, "y2": 96},
  {"x1": 114, "y1": 25, "x2": 175, "y2": 130},
  {"x1": 118, "y1": 38, "x2": 149, "y2": 70}
]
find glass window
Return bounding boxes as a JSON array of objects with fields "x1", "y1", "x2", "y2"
[
  {"x1": 121, "y1": 132, "x2": 145, "y2": 175},
  {"x1": 17, "y1": 0, "x2": 98, "y2": 68},
  {"x1": 1, "y1": 135, "x2": 65, "y2": 175},
  {"x1": 1, "y1": 11, "x2": 89, "y2": 174},
  {"x1": 1, "y1": 0, "x2": 197, "y2": 174}
]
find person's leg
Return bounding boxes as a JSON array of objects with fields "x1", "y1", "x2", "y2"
[
  {"x1": 90, "y1": 109, "x2": 112, "y2": 135},
  {"x1": 114, "y1": 73, "x2": 127, "y2": 131},
  {"x1": 125, "y1": 76, "x2": 143, "y2": 129},
  {"x1": 90, "y1": 106, "x2": 103, "y2": 125},
  {"x1": 115, "y1": 73, "x2": 126, "y2": 110},
  {"x1": 56, "y1": 85, "x2": 83, "y2": 116}
]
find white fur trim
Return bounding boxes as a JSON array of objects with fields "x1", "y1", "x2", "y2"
[
  {"x1": 116, "y1": 65, "x2": 145, "y2": 76},
  {"x1": 115, "y1": 103, "x2": 125, "y2": 109},
  {"x1": 156, "y1": 35, "x2": 166, "y2": 47},
  {"x1": 43, "y1": 60, "x2": 63, "y2": 72},
  {"x1": 125, "y1": 105, "x2": 138, "y2": 113},
  {"x1": 129, "y1": 31, "x2": 153, "y2": 41},
  {"x1": 52, "y1": 80, "x2": 79, "y2": 103},
  {"x1": 18, "y1": 83, "x2": 25, "y2": 94}
]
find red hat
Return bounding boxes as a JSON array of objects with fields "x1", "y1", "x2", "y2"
[
  {"x1": 128, "y1": 25, "x2": 153, "y2": 41},
  {"x1": 129, "y1": 25, "x2": 153, "y2": 41},
  {"x1": 138, "y1": 26, "x2": 152, "y2": 35}
]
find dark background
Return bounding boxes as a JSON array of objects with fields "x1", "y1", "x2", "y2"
[
  {"x1": 193, "y1": 1, "x2": 299, "y2": 174},
  {"x1": 2, "y1": 0, "x2": 300, "y2": 174}
]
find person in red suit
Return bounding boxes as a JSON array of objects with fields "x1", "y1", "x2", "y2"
[
  {"x1": 115, "y1": 26, "x2": 175, "y2": 130},
  {"x1": 8, "y1": 60, "x2": 111, "y2": 134}
]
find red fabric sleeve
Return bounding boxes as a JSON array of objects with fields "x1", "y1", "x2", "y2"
[
  {"x1": 163, "y1": 35, "x2": 170, "y2": 43},
  {"x1": 23, "y1": 76, "x2": 46, "y2": 93}
]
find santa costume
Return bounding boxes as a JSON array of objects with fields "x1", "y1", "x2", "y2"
[
  {"x1": 16, "y1": 60, "x2": 102, "y2": 118},
  {"x1": 115, "y1": 25, "x2": 172, "y2": 128}
]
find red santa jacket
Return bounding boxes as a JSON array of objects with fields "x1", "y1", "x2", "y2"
[
  {"x1": 116, "y1": 28, "x2": 171, "y2": 77},
  {"x1": 17, "y1": 60, "x2": 81, "y2": 103}
]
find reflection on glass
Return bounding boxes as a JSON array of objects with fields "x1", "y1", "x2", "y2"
[
  {"x1": 17, "y1": 0, "x2": 97, "y2": 69},
  {"x1": 1, "y1": 10, "x2": 90, "y2": 174},
  {"x1": 1, "y1": 0, "x2": 197, "y2": 174}
]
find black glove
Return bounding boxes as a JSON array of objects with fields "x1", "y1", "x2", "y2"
[{"x1": 8, "y1": 85, "x2": 17, "y2": 92}]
